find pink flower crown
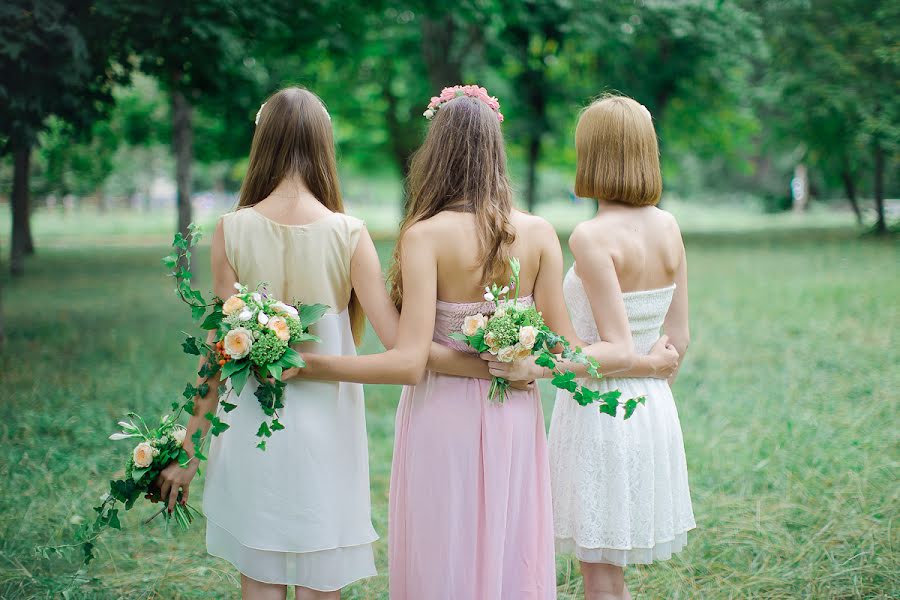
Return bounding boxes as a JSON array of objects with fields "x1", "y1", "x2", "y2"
[{"x1": 423, "y1": 85, "x2": 504, "y2": 123}]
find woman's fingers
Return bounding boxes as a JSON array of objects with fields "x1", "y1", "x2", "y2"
[
  {"x1": 180, "y1": 484, "x2": 190, "y2": 506},
  {"x1": 167, "y1": 483, "x2": 180, "y2": 513},
  {"x1": 479, "y1": 352, "x2": 495, "y2": 361}
]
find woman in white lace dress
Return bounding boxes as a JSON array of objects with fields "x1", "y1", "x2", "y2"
[{"x1": 487, "y1": 95, "x2": 695, "y2": 600}]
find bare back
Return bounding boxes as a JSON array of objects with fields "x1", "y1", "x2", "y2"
[
  {"x1": 576, "y1": 206, "x2": 683, "y2": 292},
  {"x1": 422, "y1": 210, "x2": 551, "y2": 302}
]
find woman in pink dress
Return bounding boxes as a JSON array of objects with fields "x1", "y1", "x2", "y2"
[{"x1": 290, "y1": 87, "x2": 571, "y2": 599}]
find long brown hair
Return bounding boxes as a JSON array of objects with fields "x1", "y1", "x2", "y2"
[
  {"x1": 238, "y1": 87, "x2": 365, "y2": 344},
  {"x1": 388, "y1": 95, "x2": 516, "y2": 308}
]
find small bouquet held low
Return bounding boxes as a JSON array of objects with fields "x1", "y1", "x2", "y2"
[
  {"x1": 39, "y1": 411, "x2": 202, "y2": 566},
  {"x1": 164, "y1": 225, "x2": 328, "y2": 450},
  {"x1": 451, "y1": 258, "x2": 644, "y2": 418}
]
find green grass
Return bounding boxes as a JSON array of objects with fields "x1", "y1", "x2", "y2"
[{"x1": 0, "y1": 225, "x2": 897, "y2": 598}]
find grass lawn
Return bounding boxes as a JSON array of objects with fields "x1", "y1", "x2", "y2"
[{"x1": 0, "y1": 223, "x2": 897, "y2": 598}]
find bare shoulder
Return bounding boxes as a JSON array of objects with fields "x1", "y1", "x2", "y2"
[
  {"x1": 512, "y1": 210, "x2": 557, "y2": 242},
  {"x1": 400, "y1": 213, "x2": 452, "y2": 248},
  {"x1": 569, "y1": 218, "x2": 617, "y2": 254}
]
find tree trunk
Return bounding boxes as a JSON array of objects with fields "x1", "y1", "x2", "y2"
[
  {"x1": 0, "y1": 273, "x2": 5, "y2": 349},
  {"x1": 525, "y1": 133, "x2": 541, "y2": 213},
  {"x1": 840, "y1": 166, "x2": 862, "y2": 226},
  {"x1": 421, "y1": 16, "x2": 464, "y2": 90},
  {"x1": 11, "y1": 144, "x2": 31, "y2": 277},
  {"x1": 873, "y1": 143, "x2": 886, "y2": 234},
  {"x1": 172, "y1": 89, "x2": 193, "y2": 240}
]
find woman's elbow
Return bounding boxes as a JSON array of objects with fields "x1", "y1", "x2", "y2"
[{"x1": 396, "y1": 355, "x2": 427, "y2": 385}]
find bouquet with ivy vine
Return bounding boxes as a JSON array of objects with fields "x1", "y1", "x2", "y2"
[
  {"x1": 38, "y1": 411, "x2": 202, "y2": 567},
  {"x1": 162, "y1": 224, "x2": 328, "y2": 450},
  {"x1": 451, "y1": 258, "x2": 644, "y2": 418}
]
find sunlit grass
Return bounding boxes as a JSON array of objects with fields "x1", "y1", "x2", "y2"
[{"x1": 0, "y1": 226, "x2": 896, "y2": 598}]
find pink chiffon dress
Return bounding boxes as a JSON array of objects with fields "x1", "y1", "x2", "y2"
[{"x1": 388, "y1": 296, "x2": 556, "y2": 600}]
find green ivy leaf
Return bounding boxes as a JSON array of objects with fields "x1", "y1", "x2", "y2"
[
  {"x1": 268, "y1": 363, "x2": 283, "y2": 381},
  {"x1": 535, "y1": 352, "x2": 555, "y2": 369},
  {"x1": 131, "y1": 467, "x2": 149, "y2": 482},
  {"x1": 256, "y1": 441, "x2": 267, "y2": 451},
  {"x1": 551, "y1": 370, "x2": 578, "y2": 392},
  {"x1": 220, "y1": 400, "x2": 238, "y2": 413},
  {"x1": 197, "y1": 383, "x2": 209, "y2": 397},
  {"x1": 182, "y1": 383, "x2": 198, "y2": 400},
  {"x1": 598, "y1": 402, "x2": 617, "y2": 417},
  {"x1": 256, "y1": 422, "x2": 272, "y2": 438},
  {"x1": 181, "y1": 336, "x2": 202, "y2": 356},
  {"x1": 191, "y1": 305, "x2": 206, "y2": 321},
  {"x1": 108, "y1": 509, "x2": 121, "y2": 530},
  {"x1": 271, "y1": 419, "x2": 285, "y2": 431},
  {"x1": 200, "y1": 308, "x2": 224, "y2": 331},
  {"x1": 183, "y1": 400, "x2": 195, "y2": 415},
  {"x1": 161, "y1": 254, "x2": 177, "y2": 269}
]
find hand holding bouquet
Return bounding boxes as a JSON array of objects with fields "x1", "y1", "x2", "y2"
[
  {"x1": 451, "y1": 258, "x2": 644, "y2": 418},
  {"x1": 164, "y1": 225, "x2": 328, "y2": 450},
  {"x1": 39, "y1": 412, "x2": 201, "y2": 566}
]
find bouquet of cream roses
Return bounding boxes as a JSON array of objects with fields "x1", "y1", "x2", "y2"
[
  {"x1": 451, "y1": 258, "x2": 644, "y2": 418},
  {"x1": 39, "y1": 412, "x2": 201, "y2": 566},
  {"x1": 164, "y1": 225, "x2": 327, "y2": 450}
]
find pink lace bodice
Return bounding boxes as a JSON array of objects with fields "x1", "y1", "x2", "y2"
[{"x1": 433, "y1": 296, "x2": 535, "y2": 353}]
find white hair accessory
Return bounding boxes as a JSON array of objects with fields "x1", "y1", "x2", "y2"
[{"x1": 255, "y1": 102, "x2": 266, "y2": 126}]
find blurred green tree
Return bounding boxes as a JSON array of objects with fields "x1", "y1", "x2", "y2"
[
  {"x1": 755, "y1": 0, "x2": 899, "y2": 231},
  {"x1": 0, "y1": 0, "x2": 128, "y2": 275}
]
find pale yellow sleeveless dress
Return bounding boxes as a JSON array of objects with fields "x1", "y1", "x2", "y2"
[{"x1": 202, "y1": 208, "x2": 377, "y2": 590}]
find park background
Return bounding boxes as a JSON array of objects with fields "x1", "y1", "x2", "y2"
[{"x1": 0, "y1": 1, "x2": 897, "y2": 598}]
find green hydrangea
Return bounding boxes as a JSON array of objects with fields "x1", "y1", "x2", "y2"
[
  {"x1": 249, "y1": 331, "x2": 288, "y2": 366},
  {"x1": 516, "y1": 306, "x2": 545, "y2": 329},
  {"x1": 286, "y1": 316, "x2": 305, "y2": 344},
  {"x1": 485, "y1": 312, "x2": 520, "y2": 348}
]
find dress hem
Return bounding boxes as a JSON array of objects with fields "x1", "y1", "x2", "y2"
[
  {"x1": 204, "y1": 514, "x2": 379, "y2": 555},
  {"x1": 206, "y1": 549, "x2": 377, "y2": 591},
  {"x1": 556, "y1": 526, "x2": 695, "y2": 566}
]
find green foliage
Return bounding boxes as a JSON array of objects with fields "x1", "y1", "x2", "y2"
[{"x1": 1, "y1": 232, "x2": 898, "y2": 597}]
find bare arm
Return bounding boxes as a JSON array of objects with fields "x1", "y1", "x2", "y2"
[
  {"x1": 350, "y1": 226, "x2": 492, "y2": 379},
  {"x1": 157, "y1": 218, "x2": 237, "y2": 510},
  {"x1": 663, "y1": 242, "x2": 689, "y2": 384},
  {"x1": 291, "y1": 224, "x2": 437, "y2": 385}
]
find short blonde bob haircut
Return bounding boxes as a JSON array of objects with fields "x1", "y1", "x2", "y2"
[{"x1": 574, "y1": 94, "x2": 662, "y2": 206}]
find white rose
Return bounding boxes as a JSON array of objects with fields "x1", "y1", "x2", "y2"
[
  {"x1": 132, "y1": 442, "x2": 154, "y2": 468},
  {"x1": 223, "y1": 327, "x2": 253, "y2": 359},
  {"x1": 222, "y1": 295, "x2": 245, "y2": 316},
  {"x1": 267, "y1": 316, "x2": 291, "y2": 341},
  {"x1": 238, "y1": 309, "x2": 253, "y2": 322},
  {"x1": 518, "y1": 326, "x2": 538, "y2": 349},
  {"x1": 271, "y1": 301, "x2": 299, "y2": 317},
  {"x1": 257, "y1": 311, "x2": 269, "y2": 325},
  {"x1": 462, "y1": 313, "x2": 487, "y2": 336},
  {"x1": 497, "y1": 346, "x2": 517, "y2": 363},
  {"x1": 173, "y1": 427, "x2": 187, "y2": 446}
]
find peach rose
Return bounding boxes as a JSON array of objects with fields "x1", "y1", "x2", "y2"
[
  {"x1": 513, "y1": 343, "x2": 531, "y2": 361},
  {"x1": 222, "y1": 295, "x2": 245, "y2": 316},
  {"x1": 223, "y1": 327, "x2": 253, "y2": 359},
  {"x1": 484, "y1": 332, "x2": 500, "y2": 353},
  {"x1": 267, "y1": 316, "x2": 291, "y2": 342},
  {"x1": 133, "y1": 442, "x2": 154, "y2": 468},
  {"x1": 462, "y1": 313, "x2": 488, "y2": 336},
  {"x1": 518, "y1": 326, "x2": 538, "y2": 349}
]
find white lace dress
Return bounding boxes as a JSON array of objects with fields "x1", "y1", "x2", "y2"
[{"x1": 548, "y1": 266, "x2": 695, "y2": 566}]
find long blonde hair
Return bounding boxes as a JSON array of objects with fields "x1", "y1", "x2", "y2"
[
  {"x1": 238, "y1": 87, "x2": 365, "y2": 344},
  {"x1": 388, "y1": 95, "x2": 516, "y2": 308}
]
